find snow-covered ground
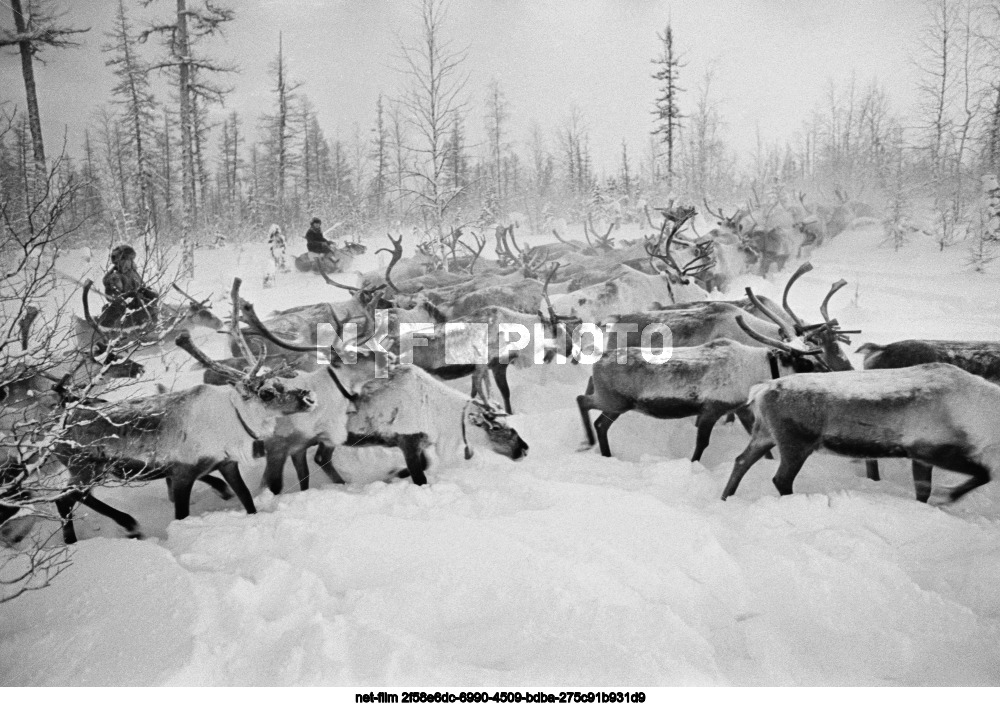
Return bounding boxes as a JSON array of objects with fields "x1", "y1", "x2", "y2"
[{"x1": 3, "y1": 222, "x2": 1000, "y2": 686}]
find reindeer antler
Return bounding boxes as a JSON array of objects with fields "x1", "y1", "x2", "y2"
[
  {"x1": 644, "y1": 203, "x2": 699, "y2": 283},
  {"x1": 457, "y1": 231, "x2": 487, "y2": 274},
  {"x1": 376, "y1": 233, "x2": 405, "y2": 294},
  {"x1": 735, "y1": 315, "x2": 822, "y2": 356},
  {"x1": 586, "y1": 214, "x2": 616, "y2": 251},
  {"x1": 229, "y1": 278, "x2": 267, "y2": 381},
  {"x1": 781, "y1": 262, "x2": 813, "y2": 333},
  {"x1": 744, "y1": 286, "x2": 797, "y2": 341},
  {"x1": 541, "y1": 263, "x2": 560, "y2": 325}
]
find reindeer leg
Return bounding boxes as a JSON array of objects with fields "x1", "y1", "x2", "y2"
[
  {"x1": 262, "y1": 440, "x2": 290, "y2": 495},
  {"x1": 198, "y1": 474, "x2": 233, "y2": 500},
  {"x1": 490, "y1": 363, "x2": 513, "y2": 414},
  {"x1": 171, "y1": 464, "x2": 200, "y2": 520},
  {"x1": 928, "y1": 456, "x2": 991, "y2": 504},
  {"x1": 771, "y1": 440, "x2": 817, "y2": 496},
  {"x1": 78, "y1": 492, "x2": 143, "y2": 539},
  {"x1": 314, "y1": 443, "x2": 346, "y2": 485},
  {"x1": 865, "y1": 460, "x2": 881, "y2": 481},
  {"x1": 594, "y1": 411, "x2": 622, "y2": 458},
  {"x1": 55, "y1": 491, "x2": 82, "y2": 544},
  {"x1": 290, "y1": 449, "x2": 312, "y2": 491},
  {"x1": 165, "y1": 477, "x2": 174, "y2": 503},
  {"x1": 692, "y1": 406, "x2": 726, "y2": 462},
  {"x1": 576, "y1": 378, "x2": 598, "y2": 449},
  {"x1": 398, "y1": 434, "x2": 430, "y2": 486},
  {"x1": 911, "y1": 461, "x2": 933, "y2": 503},
  {"x1": 722, "y1": 436, "x2": 776, "y2": 500},
  {"x1": 215, "y1": 460, "x2": 257, "y2": 514},
  {"x1": 734, "y1": 406, "x2": 773, "y2": 459}
]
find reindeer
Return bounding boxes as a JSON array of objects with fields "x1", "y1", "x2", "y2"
[
  {"x1": 789, "y1": 192, "x2": 828, "y2": 259},
  {"x1": 233, "y1": 239, "x2": 408, "y2": 359},
  {"x1": 51, "y1": 280, "x2": 318, "y2": 543},
  {"x1": 356, "y1": 234, "x2": 439, "y2": 290},
  {"x1": 344, "y1": 364, "x2": 529, "y2": 485},
  {"x1": 548, "y1": 204, "x2": 713, "y2": 320},
  {"x1": 494, "y1": 224, "x2": 558, "y2": 278},
  {"x1": 3, "y1": 304, "x2": 145, "y2": 409},
  {"x1": 582, "y1": 214, "x2": 617, "y2": 252},
  {"x1": 856, "y1": 339, "x2": 1000, "y2": 501},
  {"x1": 576, "y1": 307, "x2": 836, "y2": 461},
  {"x1": 76, "y1": 281, "x2": 223, "y2": 357},
  {"x1": 439, "y1": 227, "x2": 491, "y2": 274},
  {"x1": 703, "y1": 200, "x2": 795, "y2": 279},
  {"x1": 241, "y1": 266, "x2": 575, "y2": 415},
  {"x1": 214, "y1": 300, "x2": 386, "y2": 495},
  {"x1": 293, "y1": 240, "x2": 368, "y2": 274},
  {"x1": 720, "y1": 363, "x2": 1000, "y2": 504},
  {"x1": 618, "y1": 263, "x2": 858, "y2": 365}
]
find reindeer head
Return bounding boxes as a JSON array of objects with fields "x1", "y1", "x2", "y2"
[
  {"x1": 254, "y1": 378, "x2": 317, "y2": 413},
  {"x1": 741, "y1": 263, "x2": 859, "y2": 372},
  {"x1": 465, "y1": 398, "x2": 529, "y2": 460},
  {"x1": 535, "y1": 263, "x2": 582, "y2": 361},
  {"x1": 644, "y1": 204, "x2": 715, "y2": 285},
  {"x1": 176, "y1": 279, "x2": 319, "y2": 409}
]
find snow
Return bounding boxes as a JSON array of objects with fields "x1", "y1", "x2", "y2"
[{"x1": 3, "y1": 224, "x2": 1000, "y2": 686}]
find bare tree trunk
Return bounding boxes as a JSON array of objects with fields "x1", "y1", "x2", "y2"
[{"x1": 9, "y1": 0, "x2": 45, "y2": 169}]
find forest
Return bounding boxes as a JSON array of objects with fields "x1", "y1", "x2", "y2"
[{"x1": 3, "y1": 0, "x2": 1000, "y2": 258}]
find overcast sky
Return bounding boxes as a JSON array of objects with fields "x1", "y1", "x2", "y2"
[{"x1": 1, "y1": 0, "x2": 928, "y2": 173}]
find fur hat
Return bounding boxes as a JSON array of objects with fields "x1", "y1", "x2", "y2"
[{"x1": 110, "y1": 245, "x2": 137, "y2": 263}]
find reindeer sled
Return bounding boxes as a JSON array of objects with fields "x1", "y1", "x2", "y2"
[
  {"x1": 75, "y1": 280, "x2": 223, "y2": 360},
  {"x1": 293, "y1": 241, "x2": 368, "y2": 274}
]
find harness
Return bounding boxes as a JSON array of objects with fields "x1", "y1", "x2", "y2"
[
  {"x1": 767, "y1": 350, "x2": 781, "y2": 379},
  {"x1": 230, "y1": 392, "x2": 268, "y2": 458},
  {"x1": 460, "y1": 400, "x2": 475, "y2": 460},
  {"x1": 326, "y1": 365, "x2": 357, "y2": 401}
]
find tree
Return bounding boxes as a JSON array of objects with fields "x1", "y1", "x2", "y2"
[
  {"x1": 558, "y1": 106, "x2": 592, "y2": 200},
  {"x1": 682, "y1": 68, "x2": 734, "y2": 200},
  {"x1": 397, "y1": 0, "x2": 470, "y2": 236},
  {"x1": 140, "y1": 0, "x2": 234, "y2": 231},
  {"x1": 524, "y1": 120, "x2": 553, "y2": 229},
  {"x1": 916, "y1": 0, "x2": 962, "y2": 249},
  {"x1": 484, "y1": 78, "x2": 510, "y2": 204},
  {"x1": 651, "y1": 21, "x2": 684, "y2": 192},
  {"x1": 258, "y1": 32, "x2": 302, "y2": 221},
  {"x1": 157, "y1": 106, "x2": 177, "y2": 230},
  {"x1": 0, "y1": 0, "x2": 89, "y2": 171},
  {"x1": 0, "y1": 114, "x2": 122, "y2": 603},
  {"x1": 216, "y1": 110, "x2": 243, "y2": 216},
  {"x1": 79, "y1": 128, "x2": 105, "y2": 225},
  {"x1": 387, "y1": 100, "x2": 408, "y2": 219},
  {"x1": 619, "y1": 139, "x2": 633, "y2": 201},
  {"x1": 103, "y1": 0, "x2": 158, "y2": 233},
  {"x1": 444, "y1": 113, "x2": 469, "y2": 195},
  {"x1": 369, "y1": 94, "x2": 389, "y2": 219}
]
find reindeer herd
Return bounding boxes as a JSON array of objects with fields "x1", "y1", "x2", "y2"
[{"x1": 2, "y1": 198, "x2": 1000, "y2": 549}]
